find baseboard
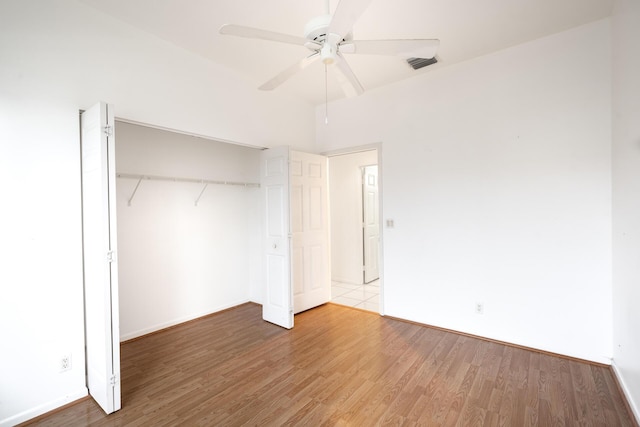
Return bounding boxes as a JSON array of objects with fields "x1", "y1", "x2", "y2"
[
  {"x1": 383, "y1": 314, "x2": 612, "y2": 367},
  {"x1": 611, "y1": 361, "x2": 640, "y2": 425},
  {"x1": 120, "y1": 299, "x2": 252, "y2": 342},
  {"x1": 2, "y1": 389, "x2": 87, "y2": 427},
  {"x1": 331, "y1": 276, "x2": 363, "y2": 285}
]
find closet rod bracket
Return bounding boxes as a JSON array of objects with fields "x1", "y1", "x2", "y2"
[
  {"x1": 127, "y1": 176, "x2": 144, "y2": 206},
  {"x1": 194, "y1": 182, "x2": 208, "y2": 206}
]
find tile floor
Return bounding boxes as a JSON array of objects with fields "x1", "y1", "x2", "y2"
[{"x1": 331, "y1": 279, "x2": 379, "y2": 312}]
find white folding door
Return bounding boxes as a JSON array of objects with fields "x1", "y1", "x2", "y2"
[{"x1": 81, "y1": 102, "x2": 121, "y2": 414}]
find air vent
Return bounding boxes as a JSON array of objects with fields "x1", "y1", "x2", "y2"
[{"x1": 407, "y1": 57, "x2": 438, "y2": 70}]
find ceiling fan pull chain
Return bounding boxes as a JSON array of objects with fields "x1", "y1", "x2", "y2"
[{"x1": 325, "y1": 64, "x2": 329, "y2": 124}]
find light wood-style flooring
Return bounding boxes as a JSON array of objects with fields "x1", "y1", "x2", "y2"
[{"x1": 24, "y1": 303, "x2": 636, "y2": 426}]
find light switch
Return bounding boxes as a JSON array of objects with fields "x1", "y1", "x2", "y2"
[{"x1": 386, "y1": 219, "x2": 394, "y2": 228}]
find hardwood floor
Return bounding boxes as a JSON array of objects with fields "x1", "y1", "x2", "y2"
[{"x1": 23, "y1": 303, "x2": 636, "y2": 426}]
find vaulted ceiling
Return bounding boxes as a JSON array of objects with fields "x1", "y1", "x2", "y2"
[{"x1": 79, "y1": 0, "x2": 613, "y2": 105}]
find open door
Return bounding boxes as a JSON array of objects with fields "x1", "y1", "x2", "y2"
[
  {"x1": 362, "y1": 165, "x2": 380, "y2": 283},
  {"x1": 261, "y1": 147, "x2": 294, "y2": 329},
  {"x1": 81, "y1": 102, "x2": 121, "y2": 414},
  {"x1": 291, "y1": 150, "x2": 331, "y2": 313}
]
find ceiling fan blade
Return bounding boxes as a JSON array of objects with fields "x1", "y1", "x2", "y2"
[
  {"x1": 328, "y1": 0, "x2": 373, "y2": 41},
  {"x1": 342, "y1": 39, "x2": 440, "y2": 59},
  {"x1": 334, "y1": 53, "x2": 364, "y2": 98},
  {"x1": 259, "y1": 52, "x2": 321, "y2": 91},
  {"x1": 220, "y1": 24, "x2": 315, "y2": 47}
]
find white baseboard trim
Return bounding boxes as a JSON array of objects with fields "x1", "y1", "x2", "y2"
[
  {"x1": 331, "y1": 276, "x2": 363, "y2": 285},
  {"x1": 0, "y1": 388, "x2": 88, "y2": 427},
  {"x1": 611, "y1": 360, "x2": 640, "y2": 424},
  {"x1": 120, "y1": 299, "x2": 251, "y2": 342}
]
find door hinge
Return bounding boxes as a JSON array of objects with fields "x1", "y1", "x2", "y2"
[
  {"x1": 104, "y1": 125, "x2": 113, "y2": 137},
  {"x1": 109, "y1": 375, "x2": 117, "y2": 386},
  {"x1": 107, "y1": 250, "x2": 115, "y2": 263}
]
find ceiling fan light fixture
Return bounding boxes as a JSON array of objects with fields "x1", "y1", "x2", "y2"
[{"x1": 320, "y1": 43, "x2": 336, "y2": 64}]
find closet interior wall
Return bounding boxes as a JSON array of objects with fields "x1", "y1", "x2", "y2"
[{"x1": 115, "y1": 121, "x2": 262, "y2": 341}]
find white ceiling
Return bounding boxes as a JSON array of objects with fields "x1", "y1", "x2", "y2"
[{"x1": 78, "y1": 0, "x2": 613, "y2": 105}]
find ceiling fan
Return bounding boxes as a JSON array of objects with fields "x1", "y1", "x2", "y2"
[{"x1": 219, "y1": 0, "x2": 439, "y2": 98}]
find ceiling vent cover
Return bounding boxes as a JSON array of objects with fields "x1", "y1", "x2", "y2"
[{"x1": 407, "y1": 57, "x2": 438, "y2": 70}]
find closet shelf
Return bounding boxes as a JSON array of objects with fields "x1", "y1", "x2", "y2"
[{"x1": 116, "y1": 172, "x2": 260, "y2": 206}]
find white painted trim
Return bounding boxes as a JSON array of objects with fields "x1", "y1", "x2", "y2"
[
  {"x1": 114, "y1": 117, "x2": 266, "y2": 150},
  {"x1": 0, "y1": 389, "x2": 88, "y2": 427},
  {"x1": 332, "y1": 276, "x2": 363, "y2": 285},
  {"x1": 321, "y1": 142, "x2": 381, "y2": 158},
  {"x1": 376, "y1": 145, "x2": 384, "y2": 316},
  {"x1": 119, "y1": 299, "x2": 251, "y2": 342},
  {"x1": 611, "y1": 360, "x2": 640, "y2": 424}
]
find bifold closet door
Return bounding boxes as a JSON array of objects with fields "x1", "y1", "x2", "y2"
[
  {"x1": 81, "y1": 102, "x2": 121, "y2": 414},
  {"x1": 261, "y1": 146, "x2": 294, "y2": 329}
]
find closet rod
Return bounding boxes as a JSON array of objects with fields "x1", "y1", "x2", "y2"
[
  {"x1": 116, "y1": 173, "x2": 260, "y2": 188},
  {"x1": 117, "y1": 173, "x2": 260, "y2": 206}
]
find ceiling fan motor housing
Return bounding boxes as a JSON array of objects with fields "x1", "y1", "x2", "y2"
[{"x1": 304, "y1": 15, "x2": 332, "y2": 41}]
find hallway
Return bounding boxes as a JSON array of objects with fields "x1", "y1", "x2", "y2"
[{"x1": 331, "y1": 280, "x2": 379, "y2": 312}]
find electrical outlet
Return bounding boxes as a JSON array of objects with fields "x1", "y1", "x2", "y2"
[
  {"x1": 475, "y1": 303, "x2": 484, "y2": 315},
  {"x1": 60, "y1": 354, "x2": 72, "y2": 372}
]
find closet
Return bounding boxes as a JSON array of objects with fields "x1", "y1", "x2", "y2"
[{"x1": 115, "y1": 121, "x2": 263, "y2": 340}]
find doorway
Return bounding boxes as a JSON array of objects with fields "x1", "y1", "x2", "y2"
[{"x1": 327, "y1": 148, "x2": 382, "y2": 313}]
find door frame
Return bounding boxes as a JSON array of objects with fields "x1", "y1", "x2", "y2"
[
  {"x1": 361, "y1": 164, "x2": 380, "y2": 284},
  {"x1": 323, "y1": 143, "x2": 384, "y2": 315}
]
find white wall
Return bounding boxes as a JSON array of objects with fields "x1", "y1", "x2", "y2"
[
  {"x1": 0, "y1": 97, "x2": 88, "y2": 427},
  {"x1": 115, "y1": 122, "x2": 261, "y2": 340},
  {"x1": 611, "y1": 0, "x2": 640, "y2": 419},
  {"x1": 0, "y1": 0, "x2": 312, "y2": 424},
  {"x1": 317, "y1": 20, "x2": 613, "y2": 363},
  {"x1": 329, "y1": 150, "x2": 378, "y2": 284},
  {"x1": 0, "y1": 0, "x2": 316, "y2": 150}
]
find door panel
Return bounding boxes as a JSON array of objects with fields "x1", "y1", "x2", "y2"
[
  {"x1": 292, "y1": 246, "x2": 304, "y2": 295},
  {"x1": 81, "y1": 102, "x2": 121, "y2": 414},
  {"x1": 310, "y1": 244, "x2": 324, "y2": 290},
  {"x1": 291, "y1": 151, "x2": 330, "y2": 313},
  {"x1": 291, "y1": 185, "x2": 303, "y2": 233},
  {"x1": 309, "y1": 186, "x2": 323, "y2": 230},
  {"x1": 261, "y1": 147, "x2": 293, "y2": 329},
  {"x1": 363, "y1": 165, "x2": 380, "y2": 283}
]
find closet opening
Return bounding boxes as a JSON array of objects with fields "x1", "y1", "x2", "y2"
[{"x1": 113, "y1": 120, "x2": 264, "y2": 342}]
